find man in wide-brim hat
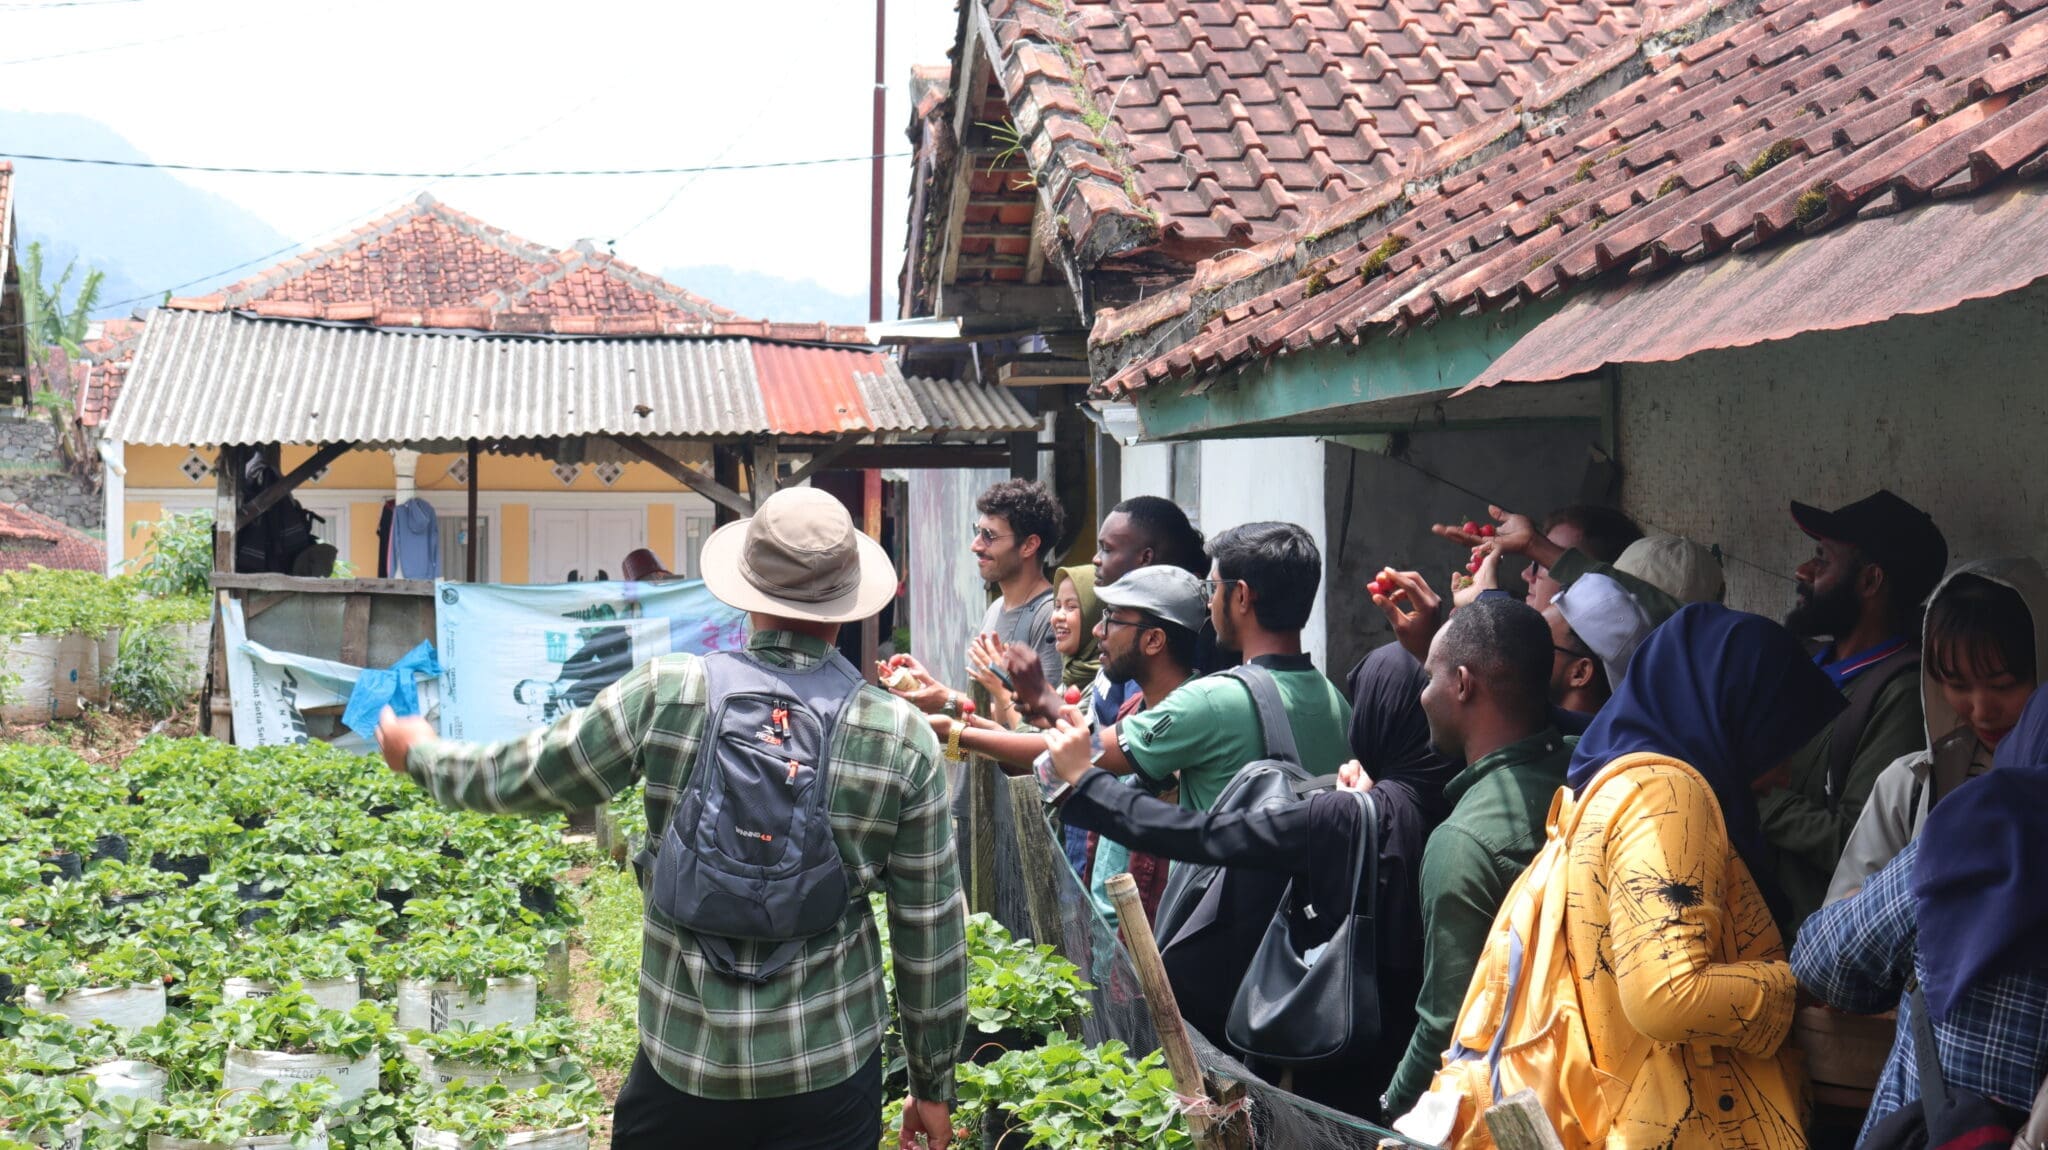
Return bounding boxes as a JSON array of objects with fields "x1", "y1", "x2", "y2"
[{"x1": 377, "y1": 487, "x2": 966, "y2": 1150}]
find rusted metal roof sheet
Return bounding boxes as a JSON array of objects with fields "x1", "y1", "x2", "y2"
[
  {"x1": 1463, "y1": 183, "x2": 2048, "y2": 392},
  {"x1": 104, "y1": 309, "x2": 1037, "y2": 447}
]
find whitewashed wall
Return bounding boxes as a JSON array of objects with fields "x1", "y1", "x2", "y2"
[{"x1": 1617, "y1": 274, "x2": 2048, "y2": 617}]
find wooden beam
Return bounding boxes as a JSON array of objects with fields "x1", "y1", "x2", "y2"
[
  {"x1": 464, "y1": 438, "x2": 479, "y2": 583},
  {"x1": 211, "y1": 573, "x2": 436, "y2": 596},
  {"x1": 235, "y1": 441, "x2": 354, "y2": 533},
  {"x1": 782, "y1": 435, "x2": 869, "y2": 488},
  {"x1": 826, "y1": 445, "x2": 1014, "y2": 470},
  {"x1": 1024, "y1": 205, "x2": 1048, "y2": 285},
  {"x1": 1485, "y1": 1090, "x2": 1566, "y2": 1150},
  {"x1": 713, "y1": 445, "x2": 747, "y2": 527},
  {"x1": 1107, "y1": 873, "x2": 1228, "y2": 1150},
  {"x1": 748, "y1": 441, "x2": 780, "y2": 509},
  {"x1": 213, "y1": 445, "x2": 239, "y2": 576},
  {"x1": 935, "y1": 282, "x2": 1076, "y2": 323},
  {"x1": 1008, "y1": 431, "x2": 1039, "y2": 480},
  {"x1": 997, "y1": 359, "x2": 1092, "y2": 387},
  {"x1": 606, "y1": 434, "x2": 753, "y2": 518},
  {"x1": 338, "y1": 594, "x2": 371, "y2": 667}
]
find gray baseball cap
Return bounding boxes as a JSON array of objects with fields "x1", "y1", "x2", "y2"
[{"x1": 1096, "y1": 565, "x2": 1208, "y2": 633}]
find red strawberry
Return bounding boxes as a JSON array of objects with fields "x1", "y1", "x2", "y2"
[
  {"x1": 1367, "y1": 578, "x2": 1389, "y2": 597},
  {"x1": 1478, "y1": 524, "x2": 1497, "y2": 538},
  {"x1": 1462, "y1": 520, "x2": 1481, "y2": 535},
  {"x1": 1063, "y1": 686, "x2": 1082, "y2": 706},
  {"x1": 961, "y1": 700, "x2": 976, "y2": 715}
]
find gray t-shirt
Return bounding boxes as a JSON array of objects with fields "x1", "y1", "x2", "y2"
[{"x1": 981, "y1": 586, "x2": 1062, "y2": 690}]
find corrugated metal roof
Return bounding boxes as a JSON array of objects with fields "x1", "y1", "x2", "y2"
[
  {"x1": 1462, "y1": 183, "x2": 2048, "y2": 392},
  {"x1": 902, "y1": 374, "x2": 1040, "y2": 435},
  {"x1": 104, "y1": 309, "x2": 1037, "y2": 446}
]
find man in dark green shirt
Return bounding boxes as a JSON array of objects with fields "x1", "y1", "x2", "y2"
[{"x1": 1383, "y1": 596, "x2": 1576, "y2": 1117}]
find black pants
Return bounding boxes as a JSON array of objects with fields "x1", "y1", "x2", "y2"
[{"x1": 611, "y1": 1047, "x2": 883, "y2": 1150}]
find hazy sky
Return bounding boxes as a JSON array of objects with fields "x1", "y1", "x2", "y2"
[{"x1": 1, "y1": 0, "x2": 959, "y2": 301}]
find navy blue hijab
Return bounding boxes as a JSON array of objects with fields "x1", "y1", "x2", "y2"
[
  {"x1": 1566, "y1": 604, "x2": 1845, "y2": 879},
  {"x1": 1914, "y1": 683, "x2": 2048, "y2": 1019}
]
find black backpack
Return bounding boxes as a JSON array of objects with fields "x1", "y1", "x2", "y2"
[
  {"x1": 1151, "y1": 665, "x2": 1325, "y2": 1043},
  {"x1": 649, "y1": 649, "x2": 865, "y2": 983}
]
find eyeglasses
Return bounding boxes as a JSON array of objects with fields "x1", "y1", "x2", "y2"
[
  {"x1": 971, "y1": 527, "x2": 1012, "y2": 545},
  {"x1": 1199, "y1": 578, "x2": 1243, "y2": 599},
  {"x1": 1099, "y1": 615, "x2": 1156, "y2": 632},
  {"x1": 1553, "y1": 644, "x2": 1593, "y2": 661}
]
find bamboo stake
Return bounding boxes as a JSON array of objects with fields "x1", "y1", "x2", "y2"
[{"x1": 1106, "y1": 872, "x2": 1224, "y2": 1150}]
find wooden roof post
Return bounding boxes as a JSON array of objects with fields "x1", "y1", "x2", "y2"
[
  {"x1": 465, "y1": 438, "x2": 480, "y2": 583},
  {"x1": 748, "y1": 441, "x2": 780, "y2": 510},
  {"x1": 861, "y1": 466, "x2": 882, "y2": 682}
]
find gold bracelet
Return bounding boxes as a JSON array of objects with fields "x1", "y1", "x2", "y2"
[{"x1": 944, "y1": 725, "x2": 965, "y2": 762}]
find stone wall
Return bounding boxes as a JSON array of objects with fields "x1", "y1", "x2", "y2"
[{"x1": 0, "y1": 412, "x2": 101, "y2": 532}]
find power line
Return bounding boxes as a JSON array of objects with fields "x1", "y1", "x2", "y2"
[
  {"x1": 0, "y1": 0, "x2": 146, "y2": 9},
  {"x1": 3, "y1": 150, "x2": 914, "y2": 179}
]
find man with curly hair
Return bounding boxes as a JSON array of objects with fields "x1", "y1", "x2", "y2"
[{"x1": 972, "y1": 478, "x2": 1066, "y2": 689}]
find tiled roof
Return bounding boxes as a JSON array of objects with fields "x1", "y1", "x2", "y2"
[
  {"x1": 1096, "y1": 0, "x2": 2048, "y2": 395},
  {"x1": 77, "y1": 317, "x2": 145, "y2": 428},
  {"x1": 0, "y1": 504, "x2": 104, "y2": 575},
  {"x1": 986, "y1": 0, "x2": 1683, "y2": 267},
  {"x1": 167, "y1": 194, "x2": 747, "y2": 323}
]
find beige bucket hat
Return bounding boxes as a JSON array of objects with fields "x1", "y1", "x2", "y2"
[{"x1": 698, "y1": 487, "x2": 897, "y2": 623}]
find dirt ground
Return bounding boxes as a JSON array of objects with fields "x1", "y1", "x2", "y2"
[{"x1": 0, "y1": 699, "x2": 202, "y2": 760}]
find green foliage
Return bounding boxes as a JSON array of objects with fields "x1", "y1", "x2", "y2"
[
  {"x1": 128, "y1": 510, "x2": 216, "y2": 599},
  {"x1": 18, "y1": 242, "x2": 104, "y2": 363},
  {"x1": 575, "y1": 864, "x2": 644, "y2": 1072},
  {"x1": 0, "y1": 1071, "x2": 94, "y2": 1140},
  {"x1": 213, "y1": 988, "x2": 390, "y2": 1059},
  {"x1": 957, "y1": 1039, "x2": 1192, "y2": 1150},
  {"x1": 411, "y1": 1080, "x2": 602, "y2": 1150},
  {"x1": 108, "y1": 624, "x2": 196, "y2": 718},
  {"x1": 408, "y1": 1018, "x2": 577, "y2": 1072},
  {"x1": 140, "y1": 1079, "x2": 337, "y2": 1147},
  {"x1": 964, "y1": 914, "x2": 1092, "y2": 1037},
  {"x1": 0, "y1": 1009, "x2": 124, "y2": 1073}
]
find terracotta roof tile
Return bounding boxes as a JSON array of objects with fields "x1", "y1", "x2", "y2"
[
  {"x1": 165, "y1": 195, "x2": 747, "y2": 325},
  {"x1": 981, "y1": 0, "x2": 1679, "y2": 267},
  {"x1": 0, "y1": 504, "x2": 103, "y2": 575},
  {"x1": 1094, "y1": 0, "x2": 2048, "y2": 395}
]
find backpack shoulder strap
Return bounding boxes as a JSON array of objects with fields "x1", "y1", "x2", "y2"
[
  {"x1": 1216, "y1": 664, "x2": 1300, "y2": 766},
  {"x1": 1910, "y1": 981, "x2": 1952, "y2": 1120},
  {"x1": 1827, "y1": 646, "x2": 1921, "y2": 811},
  {"x1": 701, "y1": 649, "x2": 865, "y2": 734}
]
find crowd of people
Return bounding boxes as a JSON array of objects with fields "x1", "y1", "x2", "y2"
[
  {"x1": 370, "y1": 474, "x2": 2048, "y2": 1150},
  {"x1": 883, "y1": 478, "x2": 2048, "y2": 1149}
]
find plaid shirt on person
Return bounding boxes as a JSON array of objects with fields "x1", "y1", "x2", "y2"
[
  {"x1": 404, "y1": 630, "x2": 968, "y2": 1102},
  {"x1": 1791, "y1": 840, "x2": 2048, "y2": 1143}
]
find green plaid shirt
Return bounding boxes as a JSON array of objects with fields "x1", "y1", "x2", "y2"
[{"x1": 404, "y1": 630, "x2": 967, "y2": 1102}]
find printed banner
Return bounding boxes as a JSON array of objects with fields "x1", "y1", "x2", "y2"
[
  {"x1": 433, "y1": 579, "x2": 747, "y2": 743},
  {"x1": 221, "y1": 598, "x2": 440, "y2": 751}
]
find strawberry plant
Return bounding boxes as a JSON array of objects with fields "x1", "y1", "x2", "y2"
[
  {"x1": 412, "y1": 1080, "x2": 602, "y2": 1150},
  {"x1": 142, "y1": 1078, "x2": 337, "y2": 1147},
  {"x1": 0, "y1": 1071, "x2": 94, "y2": 1143},
  {"x1": 956, "y1": 1039, "x2": 1192, "y2": 1150},
  {"x1": 964, "y1": 914, "x2": 1093, "y2": 1038},
  {"x1": 407, "y1": 1018, "x2": 577, "y2": 1072},
  {"x1": 213, "y1": 989, "x2": 389, "y2": 1060}
]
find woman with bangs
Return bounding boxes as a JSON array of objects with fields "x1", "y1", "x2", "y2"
[{"x1": 1827, "y1": 558, "x2": 2048, "y2": 904}]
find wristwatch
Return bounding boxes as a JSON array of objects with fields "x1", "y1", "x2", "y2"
[{"x1": 941, "y1": 693, "x2": 964, "y2": 720}]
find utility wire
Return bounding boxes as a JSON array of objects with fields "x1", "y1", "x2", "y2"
[
  {"x1": 3, "y1": 150, "x2": 914, "y2": 179},
  {"x1": 0, "y1": 0, "x2": 145, "y2": 9}
]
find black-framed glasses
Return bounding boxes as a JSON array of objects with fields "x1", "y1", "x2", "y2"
[
  {"x1": 971, "y1": 526, "x2": 1012, "y2": 545},
  {"x1": 1199, "y1": 577, "x2": 1243, "y2": 599},
  {"x1": 1099, "y1": 614, "x2": 1156, "y2": 633},
  {"x1": 1553, "y1": 644, "x2": 1592, "y2": 661}
]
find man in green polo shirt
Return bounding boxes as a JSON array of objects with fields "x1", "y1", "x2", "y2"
[
  {"x1": 1005, "y1": 521, "x2": 1351, "y2": 809},
  {"x1": 1382, "y1": 596, "x2": 1576, "y2": 1118}
]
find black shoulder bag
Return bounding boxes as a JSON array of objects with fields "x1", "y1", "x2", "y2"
[{"x1": 1224, "y1": 785, "x2": 1381, "y2": 1064}]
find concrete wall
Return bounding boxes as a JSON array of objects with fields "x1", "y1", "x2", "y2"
[
  {"x1": 1617, "y1": 273, "x2": 2048, "y2": 617},
  {"x1": 1322, "y1": 427, "x2": 1599, "y2": 679},
  {"x1": 907, "y1": 467, "x2": 1007, "y2": 695}
]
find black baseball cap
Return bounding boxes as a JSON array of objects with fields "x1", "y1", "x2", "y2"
[{"x1": 1790, "y1": 489, "x2": 1948, "y2": 605}]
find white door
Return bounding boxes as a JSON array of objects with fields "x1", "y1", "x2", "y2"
[
  {"x1": 531, "y1": 509, "x2": 587, "y2": 584},
  {"x1": 530, "y1": 508, "x2": 646, "y2": 583},
  {"x1": 583, "y1": 509, "x2": 645, "y2": 582}
]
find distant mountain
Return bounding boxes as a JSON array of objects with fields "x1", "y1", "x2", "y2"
[
  {"x1": 1, "y1": 110, "x2": 295, "y2": 319},
  {"x1": 660, "y1": 264, "x2": 889, "y2": 326}
]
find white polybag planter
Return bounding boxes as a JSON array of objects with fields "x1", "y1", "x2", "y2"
[
  {"x1": 222, "y1": 976, "x2": 361, "y2": 1014},
  {"x1": 223, "y1": 1046, "x2": 380, "y2": 1103},
  {"x1": 422, "y1": 1055, "x2": 566, "y2": 1091},
  {"x1": 91, "y1": 628, "x2": 120, "y2": 706},
  {"x1": 395, "y1": 976, "x2": 537, "y2": 1033},
  {"x1": 84, "y1": 1059, "x2": 168, "y2": 1103},
  {"x1": 23, "y1": 983, "x2": 167, "y2": 1033},
  {"x1": 166, "y1": 620, "x2": 211, "y2": 696},
  {"x1": 149, "y1": 1125, "x2": 328, "y2": 1150},
  {"x1": 51, "y1": 633, "x2": 87, "y2": 719},
  {"x1": 22, "y1": 1123, "x2": 83, "y2": 1150},
  {"x1": 413, "y1": 1123, "x2": 588, "y2": 1150},
  {"x1": 1, "y1": 634, "x2": 61, "y2": 723}
]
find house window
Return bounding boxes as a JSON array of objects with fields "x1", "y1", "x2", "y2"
[
  {"x1": 439, "y1": 515, "x2": 492, "y2": 582},
  {"x1": 682, "y1": 514, "x2": 714, "y2": 579}
]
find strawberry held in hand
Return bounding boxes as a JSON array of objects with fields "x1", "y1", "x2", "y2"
[{"x1": 1063, "y1": 685, "x2": 1082, "y2": 706}]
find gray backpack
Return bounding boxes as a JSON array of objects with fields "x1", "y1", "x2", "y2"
[{"x1": 650, "y1": 649, "x2": 864, "y2": 983}]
